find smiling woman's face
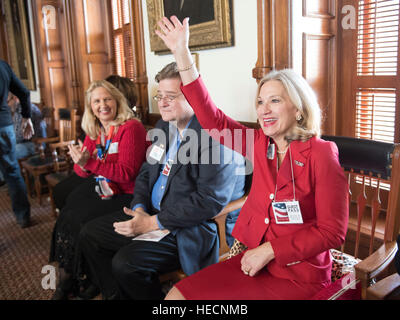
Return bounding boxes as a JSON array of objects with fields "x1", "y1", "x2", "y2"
[
  {"x1": 256, "y1": 80, "x2": 300, "y2": 146},
  {"x1": 90, "y1": 86, "x2": 118, "y2": 126}
]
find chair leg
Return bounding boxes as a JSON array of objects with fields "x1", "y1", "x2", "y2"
[
  {"x1": 34, "y1": 174, "x2": 42, "y2": 205},
  {"x1": 22, "y1": 168, "x2": 33, "y2": 198}
]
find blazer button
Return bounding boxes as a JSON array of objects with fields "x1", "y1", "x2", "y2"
[
  {"x1": 269, "y1": 193, "x2": 274, "y2": 200},
  {"x1": 264, "y1": 218, "x2": 269, "y2": 224}
]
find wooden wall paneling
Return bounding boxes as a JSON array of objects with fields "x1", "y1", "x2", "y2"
[
  {"x1": 0, "y1": 2, "x2": 9, "y2": 61},
  {"x1": 252, "y1": 0, "x2": 291, "y2": 82},
  {"x1": 33, "y1": 0, "x2": 69, "y2": 120},
  {"x1": 336, "y1": 0, "x2": 357, "y2": 137},
  {"x1": 30, "y1": 0, "x2": 46, "y2": 106},
  {"x1": 74, "y1": 0, "x2": 113, "y2": 97},
  {"x1": 62, "y1": 0, "x2": 81, "y2": 111},
  {"x1": 129, "y1": 0, "x2": 149, "y2": 124},
  {"x1": 302, "y1": 33, "x2": 336, "y2": 135}
]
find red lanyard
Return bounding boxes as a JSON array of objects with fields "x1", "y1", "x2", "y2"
[{"x1": 96, "y1": 126, "x2": 115, "y2": 161}]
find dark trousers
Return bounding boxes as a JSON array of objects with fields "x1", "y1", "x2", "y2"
[
  {"x1": 79, "y1": 210, "x2": 181, "y2": 300},
  {"x1": 49, "y1": 178, "x2": 133, "y2": 275},
  {"x1": 53, "y1": 172, "x2": 86, "y2": 210},
  {"x1": 0, "y1": 125, "x2": 30, "y2": 222}
]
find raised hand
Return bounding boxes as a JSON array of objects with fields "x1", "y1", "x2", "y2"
[
  {"x1": 155, "y1": 16, "x2": 199, "y2": 85},
  {"x1": 155, "y1": 16, "x2": 189, "y2": 54}
]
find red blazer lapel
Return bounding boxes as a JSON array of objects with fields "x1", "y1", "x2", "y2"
[{"x1": 276, "y1": 139, "x2": 311, "y2": 193}]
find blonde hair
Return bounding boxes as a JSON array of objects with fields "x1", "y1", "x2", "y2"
[
  {"x1": 256, "y1": 69, "x2": 321, "y2": 142},
  {"x1": 81, "y1": 80, "x2": 136, "y2": 139}
]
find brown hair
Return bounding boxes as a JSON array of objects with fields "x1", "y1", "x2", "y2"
[
  {"x1": 105, "y1": 75, "x2": 138, "y2": 109},
  {"x1": 155, "y1": 62, "x2": 181, "y2": 83}
]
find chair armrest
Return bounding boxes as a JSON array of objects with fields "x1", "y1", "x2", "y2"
[
  {"x1": 214, "y1": 195, "x2": 248, "y2": 219},
  {"x1": 366, "y1": 272, "x2": 400, "y2": 299},
  {"x1": 49, "y1": 140, "x2": 75, "y2": 149},
  {"x1": 212, "y1": 195, "x2": 247, "y2": 260},
  {"x1": 32, "y1": 136, "x2": 60, "y2": 144},
  {"x1": 355, "y1": 241, "x2": 398, "y2": 284}
]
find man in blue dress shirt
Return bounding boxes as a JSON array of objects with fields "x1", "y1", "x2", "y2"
[{"x1": 78, "y1": 62, "x2": 246, "y2": 300}]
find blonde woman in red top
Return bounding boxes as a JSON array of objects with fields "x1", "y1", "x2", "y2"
[
  {"x1": 49, "y1": 80, "x2": 148, "y2": 300},
  {"x1": 156, "y1": 16, "x2": 349, "y2": 300}
]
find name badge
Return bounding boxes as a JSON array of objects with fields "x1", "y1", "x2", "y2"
[
  {"x1": 272, "y1": 201, "x2": 303, "y2": 224},
  {"x1": 108, "y1": 142, "x2": 118, "y2": 154},
  {"x1": 162, "y1": 159, "x2": 174, "y2": 176},
  {"x1": 149, "y1": 145, "x2": 164, "y2": 162}
]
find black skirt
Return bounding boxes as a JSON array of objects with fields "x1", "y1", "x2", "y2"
[{"x1": 49, "y1": 177, "x2": 132, "y2": 277}]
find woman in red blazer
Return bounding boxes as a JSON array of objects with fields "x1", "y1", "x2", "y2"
[
  {"x1": 49, "y1": 80, "x2": 148, "y2": 299},
  {"x1": 156, "y1": 17, "x2": 349, "y2": 300}
]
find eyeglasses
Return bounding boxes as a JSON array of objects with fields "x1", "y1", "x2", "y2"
[{"x1": 152, "y1": 93, "x2": 182, "y2": 103}]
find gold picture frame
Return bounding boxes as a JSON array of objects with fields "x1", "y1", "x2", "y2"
[
  {"x1": 3, "y1": 0, "x2": 36, "y2": 90},
  {"x1": 147, "y1": 0, "x2": 234, "y2": 54}
]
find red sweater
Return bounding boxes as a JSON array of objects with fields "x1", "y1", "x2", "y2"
[{"x1": 74, "y1": 119, "x2": 149, "y2": 195}]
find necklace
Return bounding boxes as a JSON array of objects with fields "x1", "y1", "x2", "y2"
[{"x1": 277, "y1": 147, "x2": 288, "y2": 154}]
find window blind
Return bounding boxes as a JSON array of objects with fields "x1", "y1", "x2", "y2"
[
  {"x1": 355, "y1": 88, "x2": 396, "y2": 142},
  {"x1": 355, "y1": 0, "x2": 399, "y2": 143},
  {"x1": 110, "y1": 0, "x2": 134, "y2": 79}
]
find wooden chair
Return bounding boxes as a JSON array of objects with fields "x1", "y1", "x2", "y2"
[
  {"x1": 44, "y1": 140, "x2": 75, "y2": 217},
  {"x1": 365, "y1": 234, "x2": 400, "y2": 299},
  {"x1": 318, "y1": 136, "x2": 400, "y2": 300},
  {"x1": 225, "y1": 136, "x2": 400, "y2": 300},
  {"x1": 21, "y1": 108, "x2": 77, "y2": 205}
]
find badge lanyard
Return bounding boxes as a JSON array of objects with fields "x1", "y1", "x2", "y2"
[
  {"x1": 96, "y1": 125, "x2": 115, "y2": 162},
  {"x1": 273, "y1": 144, "x2": 296, "y2": 202},
  {"x1": 271, "y1": 144, "x2": 303, "y2": 224},
  {"x1": 95, "y1": 125, "x2": 115, "y2": 197}
]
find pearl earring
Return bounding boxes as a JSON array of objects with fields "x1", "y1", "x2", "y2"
[{"x1": 296, "y1": 114, "x2": 302, "y2": 121}]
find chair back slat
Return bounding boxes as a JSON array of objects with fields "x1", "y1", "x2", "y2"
[
  {"x1": 321, "y1": 135, "x2": 399, "y2": 260},
  {"x1": 369, "y1": 177, "x2": 382, "y2": 255},
  {"x1": 42, "y1": 106, "x2": 55, "y2": 137},
  {"x1": 57, "y1": 108, "x2": 77, "y2": 143},
  {"x1": 355, "y1": 174, "x2": 368, "y2": 258}
]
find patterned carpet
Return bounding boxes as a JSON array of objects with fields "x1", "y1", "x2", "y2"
[{"x1": 0, "y1": 185, "x2": 56, "y2": 300}]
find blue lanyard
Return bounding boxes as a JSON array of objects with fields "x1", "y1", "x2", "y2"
[{"x1": 96, "y1": 126, "x2": 115, "y2": 161}]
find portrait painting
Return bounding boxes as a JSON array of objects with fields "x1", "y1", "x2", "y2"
[
  {"x1": 147, "y1": 0, "x2": 233, "y2": 54},
  {"x1": 163, "y1": 0, "x2": 215, "y2": 26},
  {"x1": 3, "y1": 0, "x2": 36, "y2": 90}
]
